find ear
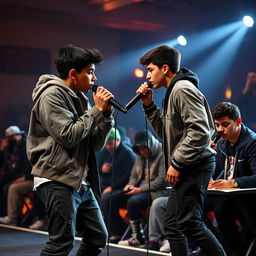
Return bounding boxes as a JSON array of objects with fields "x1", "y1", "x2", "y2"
[
  {"x1": 236, "y1": 117, "x2": 242, "y2": 125},
  {"x1": 162, "y1": 64, "x2": 170, "y2": 74},
  {"x1": 69, "y1": 69, "x2": 77, "y2": 80}
]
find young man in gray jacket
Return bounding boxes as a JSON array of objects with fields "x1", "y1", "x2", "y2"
[
  {"x1": 136, "y1": 45, "x2": 226, "y2": 256},
  {"x1": 26, "y1": 45, "x2": 114, "y2": 256}
]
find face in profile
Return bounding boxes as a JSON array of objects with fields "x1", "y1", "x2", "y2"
[
  {"x1": 146, "y1": 63, "x2": 167, "y2": 89},
  {"x1": 73, "y1": 64, "x2": 97, "y2": 93}
]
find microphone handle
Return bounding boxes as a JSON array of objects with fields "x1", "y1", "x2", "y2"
[
  {"x1": 92, "y1": 85, "x2": 127, "y2": 113},
  {"x1": 109, "y1": 98, "x2": 127, "y2": 113},
  {"x1": 125, "y1": 93, "x2": 143, "y2": 110},
  {"x1": 212, "y1": 131, "x2": 222, "y2": 143},
  {"x1": 125, "y1": 82, "x2": 153, "y2": 110}
]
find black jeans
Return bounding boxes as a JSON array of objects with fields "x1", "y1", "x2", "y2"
[
  {"x1": 164, "y1": 157, "x2": 227, "y2": 256},
  {"x1": 37, "y1": 181, "x2": 107, "y2": 256}
]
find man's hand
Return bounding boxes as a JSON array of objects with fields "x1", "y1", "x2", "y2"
[
  {"x1": 210, "y1": 140, "x2": 217, "y2": 149},
  {"x1": 93, "y1": 86, "x2": 113, "y2": 112},
  {"x1": 208, "y1": 179, "x2": 234, "y2": 189},
  {"x1": 123, "y1": 185, "x2": 141, "y2": 195},
  {"x1": 0, "y1": 138, "x2": 9, "y2": 151},
  {"x1": 102, "y1": 186, "x2": 112, "y2": 195},
  {"x1": 166, "y1": 165, "x2": 181, "y2": 185},
  {"x1": 136, "y1": 82, "x2": 153, "y2": 107},
  {"x1": 101, "y1": 163, "x2": 112, "y2": 173}
]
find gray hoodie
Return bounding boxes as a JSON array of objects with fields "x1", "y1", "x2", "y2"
[{"x1": 26, "y1": 74, "x2": 114, "y2": 196}]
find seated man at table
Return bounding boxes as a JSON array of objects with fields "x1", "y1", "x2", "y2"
[{"x1": 205, "y1": 102, "x2": 256, "y2": 256}]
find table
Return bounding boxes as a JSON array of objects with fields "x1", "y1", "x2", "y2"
[{"x1": 207, "y1": 188, "x2": 256, "y2": 256}]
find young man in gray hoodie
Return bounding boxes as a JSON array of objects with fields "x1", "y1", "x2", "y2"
[
  {"x1": 136, "y1": 45, "x2": 226, "y2": 256},
  {"x1": 27, "y1": 45, "x2": 114, "y2": 256}
]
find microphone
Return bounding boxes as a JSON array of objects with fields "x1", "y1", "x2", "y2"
[
  {"x1": 92, "y1": 85, "x2": 127, "y2": 114},
  {"x1": 212, "y1": 131, "x2": 222, "y2": 144},
  {"x1": 125, "y1": 82, "x2": 153, "y2": 110}
]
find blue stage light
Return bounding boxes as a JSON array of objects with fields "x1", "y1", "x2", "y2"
[{"x1": 177, "y1": 35, "x2": 187, "y2": 46}]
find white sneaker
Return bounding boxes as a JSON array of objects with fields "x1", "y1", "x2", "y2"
[
  {"x1": 0, "y1": 216, "x2": 17, "y2": 226},
  {"x1": 160, "y1": 239, "x2": 171, "y2": 253},
  {"x1": 29, "y1": 219, "x2": 46, "y2": 230}
]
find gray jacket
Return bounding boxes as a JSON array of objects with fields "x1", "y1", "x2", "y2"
[
  {"x1": 27, "y1": 74, "x2": 114, "y2": 197},
  {"x1": 144, "y1": 68, "x2": 216, "y2": 171},
  {"x1": 128, "y1": 134, "x2": 168, "y2": 200}
]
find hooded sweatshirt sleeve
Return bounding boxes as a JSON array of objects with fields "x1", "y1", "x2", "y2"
[{"x1": 171, "y1": 82, "x2": 213, "y2": 169}]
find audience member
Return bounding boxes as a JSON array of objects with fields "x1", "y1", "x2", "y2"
[
  {"x1": 147, "y1": 196, "x2": 170, "y2": 252},
  {"x1": 106, "y1": 130, "x2": 168, "y2": 246},
  {"x1": 236, "y1": 70, "x2": 256, "y2": 131},
  {"x1": 0, "y1": 172, "x2": 33, "y2": 225},
  {"x1": 97, "y1": 128, "x2": 135, "y2": 194},
  {"x1": 205, "y1": 102, "x2": 256, "y2": 256},
  {"x1": 97, "y1": 128, "x2": 136, "y2": 227},
  {"x1": 0, "y1": 126, "x2": 31, "y2": 217}
]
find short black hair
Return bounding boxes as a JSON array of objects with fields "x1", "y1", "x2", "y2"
[
  {"x1": 213, "y1": 102, "x2": 241, "y2": 121},
  {"x1": 55, "y1": 45, "x2": 104, "y2": 79},
  {"x1": 139, "y1": 45, "x2": 181, "y2": 73}
]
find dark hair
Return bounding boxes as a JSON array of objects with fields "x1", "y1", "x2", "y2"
[
  {"x1": 55, "y1": 45, "x2": 104, "y2": 79},
  {"x1": 139, "y1": 45, "x2": 181, "y2": 73},
  {"x1": 213, "y1": 102, "x2": 241, "y2": 121}
]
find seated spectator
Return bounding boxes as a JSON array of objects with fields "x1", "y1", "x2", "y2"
[
  {"x1": 147, "y1": 196, "x2": 170, "y2": 252},
  {"x1": 0, "y1": 126, "x2": 31, "y2": 217},
  {"x1": 148, "y1": 196, "x2": 198, "y2": 254},
  {"x1": 97, "y1": 128, "x2": 136, "y2": 227},
  {"x1": 205, "y1": 102, "x2": 256, "y2": 256},
  {"x1": 106, "y1": 130, "x2": 168, "y2": 246},
  {"x1": 0, "y1": 174, "x2": 33, "y2": 226}
]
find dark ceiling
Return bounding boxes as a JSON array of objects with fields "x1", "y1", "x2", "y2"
[{"x1": 0, "y1": 0, "x2": 255, "y2": 33}]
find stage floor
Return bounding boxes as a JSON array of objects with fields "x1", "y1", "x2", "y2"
[{"x1": 0, "y1": 224, "x2": 169, "y2": 256}]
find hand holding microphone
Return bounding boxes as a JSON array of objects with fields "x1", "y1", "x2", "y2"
[
  {"x1": 210, "y1": 131, "x2": 222, "y2": 149},
  {"x1": 92, "y1": 85, "x2": 127, "y2": 113},
  {"x1": 125, "y1": 82, "x2": 153, "y2": 110}
]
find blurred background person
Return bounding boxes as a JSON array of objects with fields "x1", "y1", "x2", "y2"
[
  {"x1": 236, "y1": 70, "x2": 256, "y2": 131},
  {"x1": 97, "y1": 127, "x2": 136, "y2": 231},
  {"x1": 107, "y1": 130, "x2": 168, "y2": 246},
  {"x1": 0, "y1": 126, "x2": 31, "y2": 219}
]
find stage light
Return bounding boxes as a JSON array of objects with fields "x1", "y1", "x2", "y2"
[
  {"x1": 177, "y1": 35, "x2": 187, "y2": 46},
  {"x1": 243, "y1": 16, "x2": 254, "y2": 27},
  {"x1": 225, "y1": 87, "x2": 232, "y2": 100},
  {"x1": 134, "y1": 68, "x2": 144, "y2": 78}
]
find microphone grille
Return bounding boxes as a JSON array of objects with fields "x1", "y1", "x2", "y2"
[{"x1": 91, "y1": 85, "x2": 99, "y2": 93}]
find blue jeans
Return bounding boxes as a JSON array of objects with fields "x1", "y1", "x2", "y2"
[
  {"x1": 37, "y1": 181, "x2": 107, "y2": 256},
  {"x1": 164, "y1": 157, "x2": 227, "y2": 256}
]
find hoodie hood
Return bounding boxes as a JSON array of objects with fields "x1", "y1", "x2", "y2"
[
  {"x1": 132, "y1": 130, "x2": 162, "y2": 158},
  {"x1": 169, "y1": 67, "x2": 199, "y2": 91},
  {"x1": 32, "y1": 74, "x2": 78, "y2": 103}
]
